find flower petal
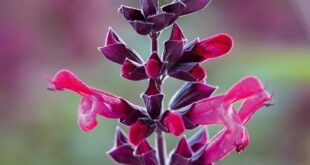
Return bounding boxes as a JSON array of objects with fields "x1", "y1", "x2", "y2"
[
  {"x1": 78, "y1": 96, "x2": 101, "y2": 131},
  {"x1": 224, "y1": 76, "x2": 265, "y2": 103},
  {"x1": 202, "y1": 127, "x2": 249, "y2": 164},
  {"x1": 49, "y1": 70, "x2": 92, "y2": 95},
  {"x1": 190, "y1": 64, "x2": 206, "y2": 82},
  {"x1": 169, "y1": 82, "x2": 216, "y2": 110},
  {"x1": 238, "y1": 91, "x2": 272, "y2": 125},
  {"x1": 192, "y1": 34, "x2": 233, "y2": 62},
  {"x1": 162, "y1": 111, "x2": 185, "y2": 136}
]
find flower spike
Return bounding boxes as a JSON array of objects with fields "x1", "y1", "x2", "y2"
[{"x1": 48, "y1": 0, "x2": 274, "y2": 164}]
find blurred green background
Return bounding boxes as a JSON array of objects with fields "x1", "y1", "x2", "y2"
[{"x1": 1, "y1": 0, "x2": 309, "y2": 165}]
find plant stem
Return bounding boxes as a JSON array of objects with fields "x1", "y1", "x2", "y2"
[
  {"x1": 150, "y1": 32, "x2": 167, "y2": 165},
  {"x1": 155, "y1": 128, "x2": 167, "y2": 165},
  {"x1": 151, "y1": 32, "x2": 159, "y2": 53}
]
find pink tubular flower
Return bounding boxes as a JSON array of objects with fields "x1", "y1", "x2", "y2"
[
  {"x1": 48, "y1": 70, "x2": 144, "y2": 131},
  {"x1": 181, "y1": 76, "x2": 272, "y2": 163}
]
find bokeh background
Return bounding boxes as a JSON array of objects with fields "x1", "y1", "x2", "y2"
[{"x1": 1, "y1": 0, "x2": 309, "y2": 164}]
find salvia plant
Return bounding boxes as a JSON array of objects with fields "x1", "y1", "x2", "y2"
[{"x1": 47, "y1": 0, "x2": 274, "y2": 164}]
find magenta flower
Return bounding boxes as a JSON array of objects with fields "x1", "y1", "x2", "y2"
[
  {"x1": 48, "y1": 70, "x2": 145, "y2": 131},
  {"x1": 48, "y1": 0, "x2": 273, "y2": 164}
]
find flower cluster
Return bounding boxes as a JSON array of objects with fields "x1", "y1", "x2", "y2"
[{"x1": 48, "y1": 0, "x2": 273, "y2": 164}]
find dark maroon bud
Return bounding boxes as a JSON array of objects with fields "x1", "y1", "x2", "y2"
[
  {"x1": 192, "y1": 34, "x2": 233, "y2": 62},
  {"x1": 108, "y1": 144, "x2": 139, "y2": 165},
  {"x1": 180, "y1": 0, "x2": 212, "y2": 16},
  {"x1": 188, "y1": 128, "x2": 208, "y2": 152},
  {"x1": 163, "y1": 23, "x2": 186, "y2": 66},
  {"x1": 129, "y1": 20, "x2": 154, "y2": 35},
  {"x1": 119, "y1": 5, "x2": 146, "y2": 22},
  {"x1": 169, "y1": 137, "x2": 192, "y2": 165},
  {"x1": 98, "y1": 29, "x2": 143, "y2": 64},
  {"x1": 146, "y1": 52, "x2": 163, "y2": 79},
  {"x1": 147, "y1": 12, "x2": 175, "y2": 32},
  {"x1": 180, "y1": 34, "x2": 234, "y2": 63},
  {"x1": 140, "y1": 0, "x2": 158, "y2": 17},
  {"x1": 168, "y1": 63, "x2": 206, "y2": 82},
  {"x1": 135, "y1": 140, "x2": 158, "y2": 165},
  {"x1": 108, "y1": 127, "x2": 139, "y2": 165},
  {"x1": 121, "y1": 59, "x2": 148, "y2": 81},
  {"x1": 142, "y1": 79, "x2": 163, "y2": 119},
  {"x1": 169, "y1": 82, "x2": 217, "y2": 109}
]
